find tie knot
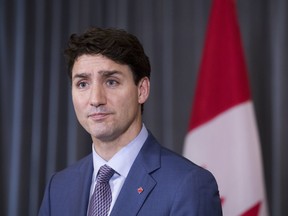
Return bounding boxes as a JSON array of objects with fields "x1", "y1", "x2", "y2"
[{"x1": 97, "y1": 165, "x2": 115, "y2": 183}]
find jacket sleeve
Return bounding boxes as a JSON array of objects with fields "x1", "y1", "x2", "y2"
[
  {"x1": 170, "y1": 168, "x2": 223, "y2": 216},
  {"x1": 38, "y1": 174, "x2": 55, "y2": 216}
]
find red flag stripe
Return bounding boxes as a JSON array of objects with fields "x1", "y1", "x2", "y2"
[{"x1": 189, "y1": 0, "x2": 250, "y2": 131}]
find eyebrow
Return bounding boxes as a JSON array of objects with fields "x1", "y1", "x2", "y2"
[
  {"x1": 72, "y1": 72, "x2": 90, "y2": 81},
  {"x1": 99, "y1": 70, "x2": 122, "y2": 77},
  {"x1": 72, "y1": 70, "x2": 123, "y2": 81}
]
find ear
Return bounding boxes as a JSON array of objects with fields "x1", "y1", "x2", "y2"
[{"x1": 138, "y1": 77, "x2": 150, "y2": 104}]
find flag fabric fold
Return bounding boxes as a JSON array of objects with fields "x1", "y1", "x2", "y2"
[{"x1": 183, "y1": 0, "x2": 269, "y2": 215}]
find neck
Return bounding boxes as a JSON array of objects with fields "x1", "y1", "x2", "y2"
[{"x1": 92, "y1": 123, "x2": 143, "y2": 161}]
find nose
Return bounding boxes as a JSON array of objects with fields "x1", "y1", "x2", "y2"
[{"x1": 89, "y1": 84, "x2": 106, "y2": 107}]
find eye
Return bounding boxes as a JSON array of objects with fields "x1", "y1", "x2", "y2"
[
  {"x1": 77, "y1": 81, "x2": 89, "y2": 89},
  {"x1": 106, "y1": 79, "x2": 119, "y2": 87}
]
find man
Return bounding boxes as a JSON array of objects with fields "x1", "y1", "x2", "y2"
[{"x1": 39, "y1": 27, "x2": 222, "y2": 216}]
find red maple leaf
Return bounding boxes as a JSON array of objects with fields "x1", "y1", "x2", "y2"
[
  {"x1": 240, "y1": 202, "x2": 261, "y2": 216},
  {"x1": 221, "y1": 197, "x2": 225, "y2": 205}
]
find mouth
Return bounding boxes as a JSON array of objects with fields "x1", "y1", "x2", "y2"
[{"x1": 88, "y1": 112, "x2": 110, "y2": 121}]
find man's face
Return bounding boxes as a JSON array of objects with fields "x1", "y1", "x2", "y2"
[{"x1": 71, "y1": 54, "x2": 150, "y2": 144}]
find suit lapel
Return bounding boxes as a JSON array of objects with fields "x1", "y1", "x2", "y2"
[
  {"x1": 110, "y1": 134, "x2": 161, "y2": 216},
  {"x1": 78, "y1": 158, "x2": 93, "y2": 215},
  {"x1": 67, "y1": 155, "x2": 93, "y2": 216}
]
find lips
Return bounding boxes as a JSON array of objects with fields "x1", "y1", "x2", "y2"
[{"x1": 88, "y1": 112, "x2": 110, "y2": 121}]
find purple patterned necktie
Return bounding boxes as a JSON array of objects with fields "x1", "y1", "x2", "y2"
[{"x1": 88, "y1": 165, "x2": 115, "y2": 216}]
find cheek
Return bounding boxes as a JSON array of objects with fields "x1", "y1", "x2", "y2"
[
  {"x1": 72, "y1": 95, "x2": 86, "y2": 116},
  {"x1": 120, "y1": 94, "x2": 139, "y2": 114}
]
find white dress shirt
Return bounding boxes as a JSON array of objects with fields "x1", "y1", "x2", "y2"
[{"x1": 88, "y1": 124, "x2": 148, "y2": 215}]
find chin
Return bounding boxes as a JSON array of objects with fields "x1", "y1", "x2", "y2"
[{"x1": 91, "y1": 129, "x2": 116, "y2": 142}]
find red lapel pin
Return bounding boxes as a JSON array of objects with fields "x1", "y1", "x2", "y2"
[{"x1": 137, "y1": 187, "x2": 144, "y2": 194}]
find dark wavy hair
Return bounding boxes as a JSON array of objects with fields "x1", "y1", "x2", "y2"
[{"x1": 64, "y1": 27, "x2": 151, "y2": 85}]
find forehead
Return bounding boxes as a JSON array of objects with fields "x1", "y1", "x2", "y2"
[{"x1": 72, "y1": 54, "x2": 132, "y2": 77}]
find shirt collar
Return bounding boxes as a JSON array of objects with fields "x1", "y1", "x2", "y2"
[{"x1": 92, "y1": 124, "x2": 148, "y2": 180}]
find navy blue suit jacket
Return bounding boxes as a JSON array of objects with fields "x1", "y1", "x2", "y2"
[{"x1": 38, "y1": 133, "x2": 222, "y2": 215}]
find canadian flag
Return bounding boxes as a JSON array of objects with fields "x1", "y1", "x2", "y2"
[{"x1": 183, "y1": 0, "x2": 269, "y2": 215}]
